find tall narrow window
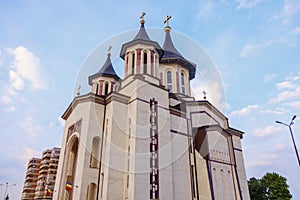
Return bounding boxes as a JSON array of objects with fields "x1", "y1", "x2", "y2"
[
  {"x1": 96, "y1": 84, "x2": 99, "y2": 95},
  {"x1": 90, "y1": 137, "x2": 100, "y2": 168},
  {"x1": 86, "y1": 183, "x2": 97, "y2": 200},
  {"x1": 167, "y1": 71, "x2": 172, "y2": 92},
  {"x1": 181, "y1": 72, "x2": 185, "y2": 95},
  {"x1": 104, "y1": 82, "x2": 109, "y2": 95},
  {"x1": 131, "y1": 53, "x2": 135, "y2": 74},
  {"x1": 143, "y1": 52, "x2": 147, "y2": 74}
]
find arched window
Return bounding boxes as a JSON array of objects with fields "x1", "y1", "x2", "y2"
[
  {"x1": 131, "y1": 52, "x2": 135, "y2": 74},
  {"x1": 90, "y1": 137, "x2": 100, "y2": 168},
  {"x1": 86, "y1": 183, "x2": 97, "y2": 200},
  {"x1": 96, "y1": 83, "x2": 99, "y2": 95},
  {"x1": 65, "y1": 137, "x2": 79, "y2": 199},
  {"x1": 167, "y1": 71, "x2": 172, "y2": 92},
  {"x1": 104, "y1": 82, "x2": 109, "y2": 95},
  {"x1": 143, "y1": 52, "x2": 147, "y2": 74},
  {"x1": 181, "y1": 72, "x2": 185, "y2": 94}
]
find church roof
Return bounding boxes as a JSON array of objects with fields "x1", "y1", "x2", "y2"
[
  {"x1": 161, "y1": 27, "x2": 196, "y2": 80},
  {"x1": 88, "y1": 52, "x2": 120, "y2": 86},
  {"x1": 120, "y1": 19, "x2": 163, "y2": 59},
  {"x1": 133, "y1": 23, "x2": 151, "y2": 41}
]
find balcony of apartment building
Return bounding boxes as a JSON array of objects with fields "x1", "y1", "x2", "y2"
[
  {"x1": 42, "y1": 150, "x2": 52, "y2": 159},
  {"x1": 25, "y1": 174, "x2": 38, "y2": 182},
  {"x1": 26, "y1": 168, "x2": 39, "y2": 175},
  {"x1": 28, "y1": 158, "x2": 41, "y2": 164},
  {"x1": 40, "y1": 162, "x2": 49, "y2": 171},
  {"x1": 22, "y1": 188, "x2": 36, "y2": 195},
  {"x1": 49, "y1": 164, "x2": 58, "y2": 171},
  {"x1": 23, "y1": 182, "x2": 37, "y2": 189},
  {"x1": 51, "y1": 154, "x2": 59, "y2": 161},
  {"x1": 22, "y1": 192, "x2": 35, "y2": 200},
  {"x1": 39, "y1": 167, "x2": 49, "y2": 174},
  {"x1": 48, "y1": 169, "x2": 57, "y2": 175},
  {"x1": 37, "y1": 173, "x2": 47, "y2": 181},
  {"x1": 49, "y1": 162, "x2": 58, "y2": 169},
  {"x1": 28, "y1": 161, "x2": 40, "y2": 169},
  {"x1": 34, "y1": 191, "x2": 45, "y2": 199}
]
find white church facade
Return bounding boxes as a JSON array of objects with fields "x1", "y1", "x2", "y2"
[{"x1": 53, "y1": 14, "x2": 250, "y2": 200}]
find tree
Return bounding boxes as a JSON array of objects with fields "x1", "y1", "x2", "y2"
[
  {"x1": 261, "y1": 172, "x2": 292, "y2": 200},
  {"x1": 248, "y1": 177, "x2": 266, "y2": 200},
  {"x1": 248, "y1": 172, "x2": 292, "y2": 200}
]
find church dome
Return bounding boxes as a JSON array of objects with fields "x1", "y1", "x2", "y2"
[{"x1": 161, "y1": 21, "x2": 196, "y2": 80}]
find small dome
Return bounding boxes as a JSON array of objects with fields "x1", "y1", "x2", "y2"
[
  {"x1": 161, "y1": 26, "x2": 196, "y2": 80},
  {"x1": 88, "y1": 52, "x2": 120, "y2": 86}
]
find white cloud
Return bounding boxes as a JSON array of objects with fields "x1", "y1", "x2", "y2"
[
  {"x1": 7, "y1": 106, "x2": 17, "y2": 112},
  {"x1": 1, "y1": 95, "x2": 12, "y2": 104},
  {"x1": 57, "y1": 116, "x2": 65, "y2": 127},
  {"x1": 246, "y1": 160, "x2": 272, "y2": 167},
  {"x1": 273, "y1": 0, "x2": 300, "y2": 24},
  {"x1": 253, "y1": 125, "x2": 282, "y2": 137},
  {"x1": 7, "y1": 46, "x2": 47, "y2": 90},
  {"x1": 240, "y1": 38, "x2": 293, "y2": 58},
  {"x1": 260, "y1": 107, "x2": 290, "y2": 115},
  {"x1": 230, "y1": 104, "x2": 258, "y2": 117},
  {"x1": 240, "y1": 44, "x2": 254, "y2": 57},
  {"x1": 0, "y1": 50, "x2": 2, "y2": 67},
  {"x1": 20, "y1": 116, "x2": 42, "y2": 137},
  {"x1": 9, "y1": 70, "x2": 24, "y2": 90},
  {"x1": 235, "y1": 0, "x2": 264, "y2": 10},
  {"x1": 274, "y1": 141, "x2": 288, "y2": 151},
  {"x1": 284, "y1": 101, "x2": 300, "y2": 110},
  {"x1": 17, "y1": 147, "x2": 41, "y2": 166},
  {"x1": 269, "y1": 84, "x2": 300, "y2": 103},
  {"x1": 263, "y1": 73, "x2": 277, "y2": 83},
  {"x1": 276, "y1": 81, "x2": 296, "y2": 90},
  {"x1": 286, "y1": 71, "x2": 300, "y2": 81},
  {"x1": 196, "y1": 1, "x2": 215, "y2": 21},
  {"x1": 290, "y1": 26, "x2": 300, "y2": 34}
]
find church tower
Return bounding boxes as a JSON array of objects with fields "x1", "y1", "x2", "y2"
[
  {"x1": 54, "y1": 13, "x2": 250, "y2": 200},
  {"x1": 160, "y1": 15, "x2": 196, "y2": 96},
  {"x1": 120, "y1": 12, "x2": 163, "y2": 82},
  {"x1": 89, "y1": 46, "x2": 121, "y2": 96}
]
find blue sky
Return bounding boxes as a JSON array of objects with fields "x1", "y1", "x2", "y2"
[{"x1": 1, "y1": 0, "x2": 300, "y2": 199}]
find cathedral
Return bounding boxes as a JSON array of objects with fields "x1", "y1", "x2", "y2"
[{"x1": 53, "y1": 14, "x2": 250, "y2": 200}]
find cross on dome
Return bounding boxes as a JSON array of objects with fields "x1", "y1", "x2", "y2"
[
  {"x1": 107, "y1": 45, "x2": 112, "y2": 57},
  {"x1": 140, "y1": 12, "x2": 146, "y2": 24}
]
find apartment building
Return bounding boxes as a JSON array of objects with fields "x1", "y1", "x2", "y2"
[{"x1": 21, "y1": 147, "x2": 60, "y2": 200}]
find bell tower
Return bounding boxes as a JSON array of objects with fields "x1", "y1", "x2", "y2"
[
  {"x1": 88, "y1": 46, "x2": 120, "y2": 96},
  {"x1": 159, "y1": 16, "x2": 196, "y2": 96},
  {"x1": 120, "y1": 13, "x2": 163, "y2": 83}
]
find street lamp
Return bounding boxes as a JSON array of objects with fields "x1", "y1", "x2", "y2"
[
  {"x1": 275, "y1": 115, "x2": 300, "y2": 166},
  {"x1": 0, "y1": 182, "x2": 16, "y2": 200}
]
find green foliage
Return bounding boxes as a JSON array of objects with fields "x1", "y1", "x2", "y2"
[
  {"x1": 248, "y1": 177, "x2": 267, "y2": 200},
  {"x1": 248, "y1": 172, "x2": 292, "y2": 200}
]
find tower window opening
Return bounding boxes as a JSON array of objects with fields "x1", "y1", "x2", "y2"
[
  {"x1": 132, "y1": 52, "x2": 135, "y2": 74},
  {"x1": 181, "y1": 72, "x2": 185, "y2": 95},
  {"x1": 96, "y1": 84, "x2": 99, "y2": 95},
  {"x1": 143, "y1": 52, "x2": 147, "y2": 74},
  {"x1": 167, "y1": 71, "x2": 172, "y2": 92},
  {"x1": 104, "y1": 82, "x2": 109, "y2": 95}
]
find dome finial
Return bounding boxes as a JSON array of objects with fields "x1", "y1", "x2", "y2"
[
  {"x1": 107, "y1": 45, "x2": 112, "y2": 57},
  {"x1": 164, "y1": 15, "x2": 172, "y2": 32},
  {"x1": 203, "y1": 90, "x2": 207, "y2": 100},
  {"x1": 140, "y1": 12, "x2": 146, "y2": 25},
  {"x1": 77, "y1": 85, "x2": 81, "y2": 96}
]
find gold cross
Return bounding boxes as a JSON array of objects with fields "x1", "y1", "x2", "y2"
[
  {"x1": 164, "y1": 15, "x2": 172, "y2": 27},
  {"x1": 77, "y1": 85, "x2": 81, "y2": 96},
  {"x1": 203, "y1": 90, "x2": 207, "y2": 100},
  {"x1": 140, "y1": 12, "x2": 146, "y2": 20}
]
